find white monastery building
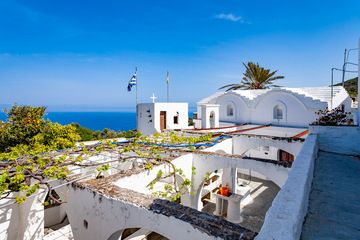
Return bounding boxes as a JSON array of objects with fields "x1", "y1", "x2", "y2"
[{"x1": 195, "y1": 86, "x2": 353, "y2": 128}]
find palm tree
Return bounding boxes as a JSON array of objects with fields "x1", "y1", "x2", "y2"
[{"x1": 219, "y1": 62, "x2": 284, "y2": 91}]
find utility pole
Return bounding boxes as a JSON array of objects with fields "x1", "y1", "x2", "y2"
[
  {"x1": 341, "y1": 49, "x2": 347, "y2": 87},
  {"x1": 166, "y1": 71, "x2": 170, "y2": 102}
]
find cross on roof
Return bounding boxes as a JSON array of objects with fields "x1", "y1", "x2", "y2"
[{"x1": 150, "y1": 93, "x2": 157, "y2": 103}]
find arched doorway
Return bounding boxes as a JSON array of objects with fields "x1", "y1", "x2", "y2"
[
  {"x1": 209, "y1": 111, "x2": 215, "y2": 128},
  {"x1": 108, "y1": 228, "x2": 169, "y2": 240}
]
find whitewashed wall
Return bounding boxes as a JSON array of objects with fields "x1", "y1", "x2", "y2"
[
  {"x1": 200, "y1": 104, "x2": 220, "y2": 128},
  {"x1": 114, "y1": 154, "x2": 193, "y2": 195},
  {"x1": 137, "y1": 103, "x2": 156, "y2": 135},
  {"x1": 197, "y1": 89, "x2": 350, "y2": 128},
  {"x1": 215, "y1": 93, "x2": 250, "y2": 124},
  {"x1": 137, "y1": 103, "x2": 189, "y2": 135},
  {"x1": 256, "y1": 134, "x2": 318, "y2": 240},
  {"x1": 65, "y1": 187, "x2": 220, "y2": 240},
  {"x1": 44, "y1": 204, "x2": 67, "y2": 228},
  {"x1": 233, "y1": 135, "x2": 304, "y2": 157},
  {"x1": 245, "y1": 146, "x2": 279, "y2": 161},
  {"x1": 0, "y1": 189, "x2": 48, "y2": 240},
  {"x1": 251, "y1": 91, "x2": 322, "y2": 127}
]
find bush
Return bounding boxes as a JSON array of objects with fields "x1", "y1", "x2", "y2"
[
  {"x1": 0, "y1": 105, "x2": 80, "y2": 152},
  {"x1": 312, "y1": 107, "x2": 354, "y2": 126}
]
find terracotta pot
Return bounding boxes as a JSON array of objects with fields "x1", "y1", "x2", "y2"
[{"x1": 220, "y1": 187, "x2": 229, "y2": 196}]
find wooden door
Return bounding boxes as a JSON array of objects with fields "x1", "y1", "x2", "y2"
[
  {"x1": 279, "y1": 150, "x2": 294, "y2": 164},
  {"x1": 160, "y1": 111, "x2": 166, "y2": 131}
]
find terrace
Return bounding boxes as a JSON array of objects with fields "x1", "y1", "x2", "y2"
[{"x1": 1, "y1": 124, "x2": 317, "y2": 240}]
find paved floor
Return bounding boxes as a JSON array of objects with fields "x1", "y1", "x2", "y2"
[
  {"x1": 44, "y1": 225, "x2": 74, "y2": 240},
  {"x1": 201, "y1": 175, "x2": 280, "y2": 233},
  {"x1": 301, "y1": 151, "x2": 360, "y2": 240}
]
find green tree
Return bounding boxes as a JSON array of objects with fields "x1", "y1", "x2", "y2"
[
  {"x1": 219, "y1": 62, "x2": 284, "y2": 91},
  {"x1": 0, "y1": 105, "x2": 46, "y2": 152},
  {"x1": 0, "y1": 105, "x2": 81, "y2": 203}
]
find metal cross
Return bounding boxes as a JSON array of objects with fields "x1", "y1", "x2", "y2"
[{"x1": 150, "y1": 93, "x2": 157, "y2": 103}]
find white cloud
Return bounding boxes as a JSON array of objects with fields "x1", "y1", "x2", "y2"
[{"x1": 215, "y1": 13, "x2": 243, "y2": 22}]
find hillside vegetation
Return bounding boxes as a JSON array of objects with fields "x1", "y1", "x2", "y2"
[{"x1": 334, "y1": 77, "x2": 358, "y2": 98}]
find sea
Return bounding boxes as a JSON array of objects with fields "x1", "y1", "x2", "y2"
[
  {"x1": 0, "y1": 110, "x2": 195, "y2": 131},
  {"x1": 0, "y1": 112, "x2": 136, "y2": 131}
]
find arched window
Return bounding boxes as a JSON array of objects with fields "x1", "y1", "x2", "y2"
[
  {"x1": 273, "y1": 105, "x2": 283, "y2": 120},
  {"x1": 226, "y1": 104, "x2": 234, "y2": 116}
]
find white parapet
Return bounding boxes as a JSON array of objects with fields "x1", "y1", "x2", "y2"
[{"x1": 256, "y1": 134, "x2": 318, "y2": 240}]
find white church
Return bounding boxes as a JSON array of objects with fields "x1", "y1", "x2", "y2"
[{"x1": 195, "y1": 86, "x2": 353, "y2": 129}]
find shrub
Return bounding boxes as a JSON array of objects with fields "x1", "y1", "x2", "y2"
[{"x1": 312, "y1": 107, "x2": 354, "y2": 126}]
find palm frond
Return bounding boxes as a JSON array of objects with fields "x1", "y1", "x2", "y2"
[{"x1": 219, "y1": 62, "x2": 285, "y2": 90}]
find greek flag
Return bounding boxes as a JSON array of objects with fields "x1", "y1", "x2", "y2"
[{"x1": 127, "y1": 71, "x2": 137, "y2": 92}]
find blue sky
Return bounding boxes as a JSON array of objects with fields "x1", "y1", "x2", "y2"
[{"x1": 0, "y1": 0, "x2": 359, "y2": 111}]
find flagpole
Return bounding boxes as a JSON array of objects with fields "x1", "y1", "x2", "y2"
[
  {"x1": 135, "y1": 67, "x2": 138, "y2": 106},
  {"x1": 166, "y1": 71, "x2": 169, "y2": 102}
]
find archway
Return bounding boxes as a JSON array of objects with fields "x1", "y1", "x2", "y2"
[
  {"x1": 107, "y1": 227, "x2": 169, "y2": 240},
  {"x1": 209, "y1": 111, "x2": 216, "y2": 128}
]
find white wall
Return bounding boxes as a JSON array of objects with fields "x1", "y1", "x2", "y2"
[
  {"x1": 251, "y1": 91, "x2": 322, "y2": 127},
  {"x1": 44, "y1": 204, "x2": 67, "y2": 228},
  {"x1": 200, "y1": 104, "x2": 220, "y2": 129},
  {"x1": 245, "y1": 146, "x2": 279, "y2": 161},
  {"x1": 256, "y1": 134, "x2": 318, "y2": 240},
  {"x1": 215, "y1": 93, "x2": 250, "y2": 124},
  {"x1": 114, "y1": 154, "x2": 194, "y2": 195},
  {"x1": 233, "y1": 135, "x2": 304, "y2": 158},
  {"x1": 65, "y1": 187, "x2": 222, "y2": 240},
  {"x1": 0, "y1": 188, "x2": 48, "y2": 240},
  {"x1": 199, "y1": 89, "x2": 334, "y2": 128},
  {"x1": 137, "y1": 103, "x2": 189, "y2": 135},
  {"x1": 201, "y1": 138, "x2": 233, "y2": 154},
  {"x1": 136, "y1": 103, "x2": 156, "y2": 135}
]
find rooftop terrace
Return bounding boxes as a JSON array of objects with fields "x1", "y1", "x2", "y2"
[{"x1": 301, "y1": 151, "x2": 360, "y2": 239}]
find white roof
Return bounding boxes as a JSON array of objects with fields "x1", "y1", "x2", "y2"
[{"x1": 199, "y1": 86, "x2": 348, "y2": 107}]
